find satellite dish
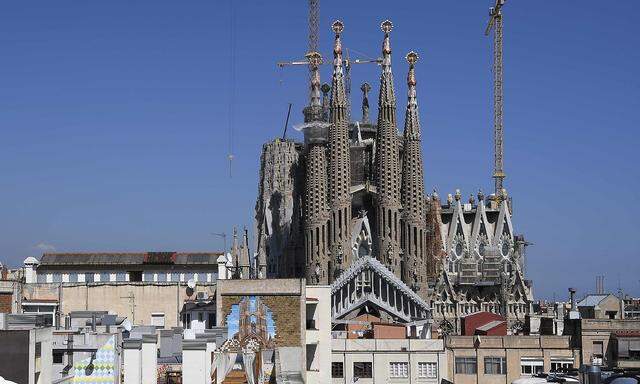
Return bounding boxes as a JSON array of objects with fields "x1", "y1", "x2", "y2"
[
  {"x1": 187, "y1": 279, "x2": 196, "y2": 289},
  {"x1": 122, "y1": 319, "x2": 132, "y2": 332}
]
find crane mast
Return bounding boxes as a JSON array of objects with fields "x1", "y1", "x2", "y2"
[
  {"x1": 486, "y1": 0, "x2": 506, "y2": 199},
  {"x1": 309, "y1": 0, "x2": 319, "y2": 53}
]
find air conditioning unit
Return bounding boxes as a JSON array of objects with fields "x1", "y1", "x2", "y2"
[{"x1": 196, "y1": 291, "x2": 208, "y2": 301}]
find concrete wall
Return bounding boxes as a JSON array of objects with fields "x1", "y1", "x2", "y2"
[
  {"x1": 22, "y1": 282, "x2": 216, "y2": 328},
  {"x1": 446, "y1": 335, "x2": 579, "y2": 384},
  {"x1": 332, "y1": 339, "x2": 447, "y2": 384},
  {"x1": 579, "y1": 318, "x2": 640, "y2": 368}
]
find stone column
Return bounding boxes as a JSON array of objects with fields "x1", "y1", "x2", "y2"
[
  {"x1": 123, "y1": 339, "x2": 143, "y2": 384},
  {"x1": 141, "y1": 334, "x2": 158, "y2": 384}
]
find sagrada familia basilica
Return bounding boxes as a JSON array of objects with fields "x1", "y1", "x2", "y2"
[{"x1": 250, "y1": 20, "x2": 533, "y2": 334}]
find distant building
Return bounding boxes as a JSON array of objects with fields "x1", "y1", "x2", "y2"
[
  {"x1": 577, "y1": 294, "x2": 624, "y2": 320},
  {"x1": 33, "y1": 252, "x2": 222, "y2": 284},
  {"x1": 445, "y1": 335, "x2": 578, "y2": 384}
]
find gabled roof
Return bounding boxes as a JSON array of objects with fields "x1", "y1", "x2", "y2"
[{"x1": 331, "y1": 256, "x2": 430, "y2": 323}]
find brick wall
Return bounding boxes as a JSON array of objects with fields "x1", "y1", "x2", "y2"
[
  {"x1": 220, "y1": 295, "x2": 302, "y2": 347},
  {"x1": 0, "y1": 293, "x2": 12, "y2": 313}
]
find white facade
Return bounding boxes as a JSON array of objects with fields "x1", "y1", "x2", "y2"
[
  {"x1": 305, "y1": 285, "x2": 332, "y2": 384},
  {"x1": 331, "y1": 338, "x2": 448, "y2": 384},
  {"x1": 182, "y1": 340, "x2": 209, "y2": 384}
]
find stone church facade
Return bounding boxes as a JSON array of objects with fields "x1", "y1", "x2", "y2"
[{"x1": 252, "y1": 21, "x2": 532, "y2": 334}]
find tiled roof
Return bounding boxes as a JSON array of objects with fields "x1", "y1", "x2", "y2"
[{"x1": 39, "y1": 252, "x2": 223, "y2": 266}]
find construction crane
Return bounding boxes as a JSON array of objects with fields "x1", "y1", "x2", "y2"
[
  {"x1": 277, "y1": 53, "x2": 381, "y2": 119},
  {"x1": 276, "y1": 0, "x2": 381, "y2": 119},
  {"x1": 485, "y1": 0, "x2": 506, "y2": 199}
]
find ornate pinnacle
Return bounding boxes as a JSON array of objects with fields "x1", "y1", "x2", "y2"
[
  {"x1": 403, "y1": 51, "x2": 420, "y2": 139},
  {"x1": 332, "y1": 20, "x2": 344, "y2": 34},
  {"x1": 381, "y1": 20, "x2": 393, "y2": 72},
  {"x1": 332, "y1": 21, "x2": 344, "y2": 65},
  {"x1": 361, "y1": 82, "x2": 371, "y2": 124},
  {"x1": 306, "y1": 51, "x2": 323, "y2": 108},
  {"x1": 331, "y1": 20, "x2": 346, "y2": 107},
  {"x1": 381, "y1": 19, "x2": 393, "y2": 34},
  {"x1": 406, "y1": 51, "x2": 418, "y2": 87}
]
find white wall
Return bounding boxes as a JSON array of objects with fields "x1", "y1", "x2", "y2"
[
  {"x1": 305, "y1": 285, "x2": 331, "y2": 384},
  {"x1": 141, "y1": 337, "x2": 157, "y2": 384},
  {"x1": 183, "y1": 348, "x2": 208, "y2": 384},
  {"x1": 123, "y1": 344, "x2": 142, "y2": 384}
]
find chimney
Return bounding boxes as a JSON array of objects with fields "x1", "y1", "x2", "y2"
[{"x1": 569, "y1": 288, "x2": 577, "y2": 311}]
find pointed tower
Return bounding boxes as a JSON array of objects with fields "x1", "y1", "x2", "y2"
[
  {"x1": 374, "y1": 20, "x2": 402, "y2": 277},
  {"x1": 327, "y1": 20, "x2": 352, "y2": 276},
  {"x1": 361, "y1": 82, "x2": 371, "y2": 124},
  {"x1": 302, "y1": 51, "x2": 331, "y2": 284},
  {"x1": 400, "y1": 51, "x2": 428, "y2": 296}
]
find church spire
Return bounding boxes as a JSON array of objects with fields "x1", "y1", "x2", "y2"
[
  {"x1": 330, "y1": 21, "x2": 347, "y2": 113},
  {"x1": 327, "y1": 20, "x2": 352, "y2": 277},
  {"x1": 400, "y1": 51, "x2": 428, "y2": 296},
  {"x1": 378, "y1": 20, "x2": 396, "y2": 111},
  {"x1": 404, "y1": 51, "x2": 420, "y2": 140},
  {"x1": 375, "y1": 20, "x2": 402, "y2": 277}
]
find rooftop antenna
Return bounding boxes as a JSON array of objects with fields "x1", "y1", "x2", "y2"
[{"x1": 212, "y1": 232, "x2": 228, "y2": 252}]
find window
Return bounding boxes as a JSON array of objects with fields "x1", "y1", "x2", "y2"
[
  {"x1": 129, "y1": 271, "x2": 142, "y2": 282},
  {"x1": 85, "y1": 273, "x2": 94, "y2": 283},
  {"x1": 151, "y1": 313, "x2": 165, "y2": 328},
  {"x1": 99, "y1": 272, "x2": 110, "y2": 282},
  {"x1": 484, "y1": 357, "x2": 506, "y2": 375},
  {"x1": 198, "y1": 312, "x2": 204, "y2": 322},
  {"x1": 550, "y1": 358, "x2": 573, "y2": 372},
  {"x1": 172, "y1": 272, "x2": 181, "y2": 282},
  {"x1": 36, "y1": 274, "x2": 46, "y2": 283},
  {"x1": 35, "y1": 342, "x2": 41, "y2": 358},
  {"x1": 354, "y1": 362, "x2": 372, "y2": 379},
  {"x1": 143, "y1": 272, "x2": 154, "y2": 282},
  {"x1": 115, "y1": 272, "x2": 126, "y2": 282},
  {"x1": 521, "y1": 358, "x2": 543, "y2": 375},
  {"x1": 455, "y1": 357, "x2": 477, "y2": 375},
  {"x1": 52, "y1": 273, "x2": 62, "y2": 283},
  {"x1": 53, "y1": 351, "x2": 64, "y2": 364},
  {"x1": 389, "y1": 362, "x2": 409, "y2": 378},
  {"x1": 418, "y1": 362, "x2": 438, "y2": 378},
  {"x1": 208, "y1": 313, "x2": 216, "y2": 329},
  {"x1": 182, "y1": 313, "x2": 191, "y2": 329},
  {"x1": 331, "y1": 362, "x2": 344, "y2": 378},
  {"x1": 68, "y1": 273, "x2": 78, "y2": 283}
]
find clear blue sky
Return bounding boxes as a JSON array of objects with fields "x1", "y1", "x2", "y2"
[{"x1": 0, "y1": 1, "x2": 638, "y2": 300}]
